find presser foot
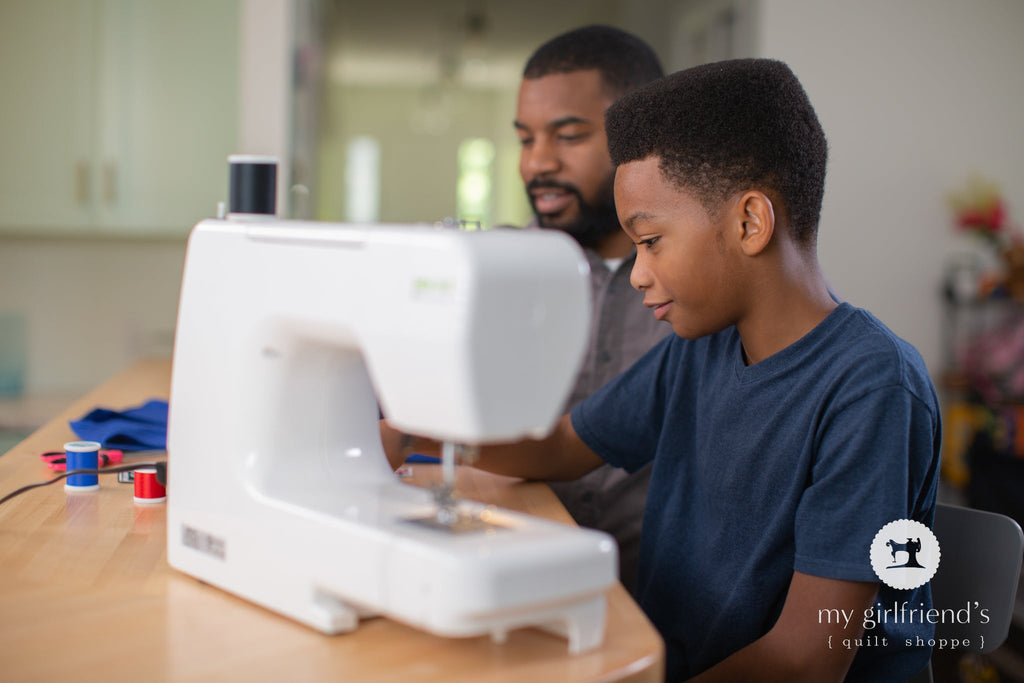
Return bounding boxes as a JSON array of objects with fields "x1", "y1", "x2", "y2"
[
  {"x1": 430, "y1": 482, "x2": 461, "y2": 526},
  {"x1": 407, "y1": 488, "x2": 508, "y2": 534}
]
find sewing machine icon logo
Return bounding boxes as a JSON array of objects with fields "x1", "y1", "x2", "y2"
[
  {"x1": 886, "y1": 538, "x2": 925, "y2": 569},
  {"x1": 869, "y1": 519, "x2": 941, "y2": 590}
]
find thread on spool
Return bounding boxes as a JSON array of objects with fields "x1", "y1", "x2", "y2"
[
  {"x1": 133, "y1": 467, "x2": 167, "y2": 504},
  {"x1": 228, "y1": 154, "x2": 278, "y2": 216},
  {"x1": 64, "y1": 441, "x2": 101, "y2": 491}
]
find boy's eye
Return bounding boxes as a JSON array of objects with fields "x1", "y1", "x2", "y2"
[{"x1": 639, "y1": 236, "x2": 660, "y2": 250}]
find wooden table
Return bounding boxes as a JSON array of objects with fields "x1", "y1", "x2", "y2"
[{"x1": 0, "y1": 359, "x2": 664, "y2": 682}]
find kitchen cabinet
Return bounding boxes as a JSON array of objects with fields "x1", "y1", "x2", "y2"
[{"x1": 0, "y1": 0, "x2": 240, "y2": 237}]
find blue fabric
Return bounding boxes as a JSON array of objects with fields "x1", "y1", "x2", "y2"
[
  {"x1": 406, "y1": 454, "x2": 440, "y2": 464},
  {"x1": 571, "y1": 303, "x2": 941, "y2": 681},
  {"x1": 69, "y1": 399, "x2": 168, "y2": 451}
]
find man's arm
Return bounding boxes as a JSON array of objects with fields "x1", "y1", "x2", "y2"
[
  {"x1": 689, "y1": 572, "x2": 878, "y2": 683},
  {"x1": 380, "y1": 413, "x2": 606, "y2": 481}
]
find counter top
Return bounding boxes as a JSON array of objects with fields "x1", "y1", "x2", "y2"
[{"x1": 0, "y1": 358, "x2": 663, "y2": 682}]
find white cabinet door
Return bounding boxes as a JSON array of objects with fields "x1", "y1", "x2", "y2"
[
  {"x1": 0, "y1": 0, "x2": 241, "y2": 236},
  {"x1": 92, "y1": 0, "x2": 240, "y2": 234},
  {"x1": 0, "y1": 1, "x2": 97, "y2": 230}
]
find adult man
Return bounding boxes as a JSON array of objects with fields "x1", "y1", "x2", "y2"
[{"x1": 512, "y1": 25, "x2": 670, "y2": 595}]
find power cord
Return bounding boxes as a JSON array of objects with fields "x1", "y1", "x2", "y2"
[{"x1": 0, "y1": 461, "x2": 167, "y2": 506}]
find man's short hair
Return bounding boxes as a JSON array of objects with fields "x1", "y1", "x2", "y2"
[
  {"x1": 523, "y1": 25, "x2": 664, "y2": 98},
  {"x1": 605, "y1": 59, "x2": 828, "y2": 246}
]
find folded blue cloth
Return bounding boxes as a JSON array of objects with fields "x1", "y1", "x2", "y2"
[
  {"x1": 69, "y1": 399, "x2": 168, "y2": 451},
  {"x1": 406, "y1": 453, "x2": 440, "y2": 464}
]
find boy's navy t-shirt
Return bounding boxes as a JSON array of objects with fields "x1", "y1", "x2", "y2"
[{"x1": 571, "y1": 303, "x2": 941, "y2": 680}]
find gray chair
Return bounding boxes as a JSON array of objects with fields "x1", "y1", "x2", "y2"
[{"x1": 909, "y1": 503, "x2": 1023, "y2": 683}]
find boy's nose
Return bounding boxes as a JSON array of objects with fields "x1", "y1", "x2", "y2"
[{"x1": 629, "y1": 255, "x2": 653, "y2": 291}]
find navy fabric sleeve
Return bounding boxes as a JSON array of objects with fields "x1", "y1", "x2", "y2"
[
  {"x1": 571, "y1": 335, "x2": 675, "y2": 474},
  {"x1": 794, "y1": 383, "x2": 940, "y2": 580}
]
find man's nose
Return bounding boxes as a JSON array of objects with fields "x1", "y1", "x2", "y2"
[{"x1": 523, "y1": 137, "x2": 560, "y2": 176}]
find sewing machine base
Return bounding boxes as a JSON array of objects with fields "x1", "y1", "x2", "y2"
[
  {"x1": 169, "y1": 493, "x2": 615, "y2": 654},
  {"x1": 302, "y1": 584, "x2": 608, "y2": 654}
]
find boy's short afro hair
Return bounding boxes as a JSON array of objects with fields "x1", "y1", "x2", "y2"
[
  {"x1": 605, "y1": 59, "x2": 828, "y2": 246},
  {"x1": 524, "y1": 25, "x2": 664, "y2": 98}
]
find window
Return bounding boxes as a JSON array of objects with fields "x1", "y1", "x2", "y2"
[
  {"x1": 456, "y1": 137, "x2": 494, "y2": 229},
  {"x1": 344, "y1": 135, "x2": 381, "y2": 223}
]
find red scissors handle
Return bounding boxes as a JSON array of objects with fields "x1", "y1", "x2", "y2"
[{"x1": 39, "y1": 449, "x2": 124, "y2": 471}]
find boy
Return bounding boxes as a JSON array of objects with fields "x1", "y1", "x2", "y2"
[{"x1": 385, "y1": 59, "x2": 940, "y2": 681}]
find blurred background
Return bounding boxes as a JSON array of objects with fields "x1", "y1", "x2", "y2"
[
  {"x1": 1, "y1": 1, "x2": 1023, "y2": 679},
  {"x1": 1, "y1": 0, "x2": 1021, "y2": 397}
]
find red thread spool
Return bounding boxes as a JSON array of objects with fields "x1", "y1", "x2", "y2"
[{"x1": 133, "y1": 467, "x2": 166, "y2": 504}]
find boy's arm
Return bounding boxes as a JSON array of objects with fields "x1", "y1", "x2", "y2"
[
  {"x1": 688, "y1": 572, "x2": 878, "y2": 683},
  {"x1": 380, "y1": 413, "x2": 606, "y2": 481}
]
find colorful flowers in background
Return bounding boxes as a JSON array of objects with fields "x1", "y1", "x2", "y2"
[
  {"x1": 947, "y1": 174, "x2": 1012, "y2": 248},
  {"x1": 961, "y1": 312, "x2": 1024, "y2": 406},
  {"x1": 945, "y1": 174, "x2": 1024, "y2": 302}
]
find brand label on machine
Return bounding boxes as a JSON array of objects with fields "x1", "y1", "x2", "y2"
[{"x1": 182, "y1": 524, "x2": 227, "y2": 560}]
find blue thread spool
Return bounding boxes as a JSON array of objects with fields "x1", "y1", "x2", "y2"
[{"x1": 64, "y1": 441, "x2": 101, "y2": 491}]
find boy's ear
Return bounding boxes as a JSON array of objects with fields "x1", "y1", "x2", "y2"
[{"x1": 736, "y1": 191, "x2": 775, "y2": 257}]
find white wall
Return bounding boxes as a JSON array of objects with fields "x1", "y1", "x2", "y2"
[
  {"x1": 0, "y1": 239, "x2": 184, "y2": 395},
  {"x1": 755, "y1": 0, "x2": 1024, "y2": 376}
]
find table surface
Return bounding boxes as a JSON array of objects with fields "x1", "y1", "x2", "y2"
[{"x1": 0, "y1": 358, "x2": 663, "y2": 682}]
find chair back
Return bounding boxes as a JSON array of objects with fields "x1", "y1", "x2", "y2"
[{"x1": 930, "y1": 503, "x2": 1023, "y2": 652}]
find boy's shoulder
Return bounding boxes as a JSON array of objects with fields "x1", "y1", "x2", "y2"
[
  {"x1": 812, "y1": 303, "x2": 938, "y2": 411},
  {"x1": 647, "y1": 302, "x2": 937, "y2": 413},
  {"x1": 659, "y1": 302, "x2": 936, "y2": 402}
]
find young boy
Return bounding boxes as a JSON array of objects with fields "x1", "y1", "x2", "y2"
[{"x1": 384, "y1": 59, "x2": 940, "y2": 681}]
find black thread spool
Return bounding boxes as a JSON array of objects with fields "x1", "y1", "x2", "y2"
[{"x1": 228, "y1": 154, "x2": 278, "y2": 216}]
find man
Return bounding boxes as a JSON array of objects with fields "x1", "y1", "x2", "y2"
[{"x1": 511, "y1": 25, "x2": 670, "y2": 595}]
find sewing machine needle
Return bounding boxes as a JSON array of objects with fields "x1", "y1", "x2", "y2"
[
  {"x1": 431, "y1": 441, "x2": 459, "y2": 526},
  {"x1": 441, "y1": 441, "x2": 456, "y2": 488}
]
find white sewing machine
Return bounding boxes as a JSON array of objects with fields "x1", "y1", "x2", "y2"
[{"x1": 166, "y1": 217, "x2": 617, "y2": 653}]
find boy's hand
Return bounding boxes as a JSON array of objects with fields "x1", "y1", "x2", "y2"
[
  {"x1": 380, "y1": 420, "x2": 438, "y2": 469},
  {"x1": 379, "y1": 414, "x2": 605, "y2": 481}
]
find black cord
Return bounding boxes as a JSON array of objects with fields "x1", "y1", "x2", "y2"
[{"x1": 0, "y1": 461, "x2": 166, "y2": 507}]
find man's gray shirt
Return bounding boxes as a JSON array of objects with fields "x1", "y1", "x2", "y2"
[{"x1": 548, "y1": 247, "x2": 670, "y2": 596}]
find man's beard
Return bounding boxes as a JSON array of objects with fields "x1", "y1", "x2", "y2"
[{"x1": 528, "y1": 177, "x2": 620, "y2": 249}]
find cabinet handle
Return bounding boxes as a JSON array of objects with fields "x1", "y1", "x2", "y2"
[
  {"x1": 102, "y1": 161, "x2": 117, "y2": 205},
  {"x1": 74, "y1": 161, "x2": 91, "y2": 205}
]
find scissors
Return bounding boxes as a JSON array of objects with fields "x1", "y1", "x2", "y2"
[{"x1": 39, "y1": 449, "x2": 124, "y2": 472}]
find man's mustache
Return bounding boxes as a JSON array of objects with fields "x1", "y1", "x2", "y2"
[{"x1": 526, "y1": 178, "x2": 582, "y2": 197}]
